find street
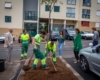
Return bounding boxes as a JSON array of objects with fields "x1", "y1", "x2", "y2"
[
  {"x1": 0, "y1": 40, "x2": 91, "y2": 61},
  {"x1": 0, "y1": 39, "x2": 100, "y2": 80}
]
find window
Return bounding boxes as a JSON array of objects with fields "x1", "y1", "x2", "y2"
[
  {"x1": 5, "y1": 16, "x2": 11, "y2": 22},
  {"x1": 5, "y1": 2, "x2": 12, "y2": 9},
  {"x1": 96, "y1": 10, "x2": 100, "y2": 16},
  {"x1": 81, "y1": 21, "x2": 89, "y2": 26},
  {"x1": 82, "y1": 9, "x2": 90, "y2": 19},
  {"x1": 54, "y1": 6, "x2": 60, "y2": 12},
  {"x1": 66, "y1": 8, "x2": 75, "y2": 18},
  {"x1": 67, "y1": 0, "x2": 76, "y2": 5},
  {"x1": 95, "y1": 22, "x2": 100, "y2": 27},
  {"x1": 25, "y1": 11, "x2": 37, "y2": 20},
  {"x1": 83, "y1": 0, "x2": 91, "y2": 7},
  {"x1": 97, "y1": 0, "x2": 100, "y2": 3},
  {"x1": 45, "y1": 5, "x2": 51, "y2": 11}
]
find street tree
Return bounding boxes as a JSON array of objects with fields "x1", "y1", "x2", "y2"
[{"x1": 41, "y1": 0, "x2": 62, "y2": 34}]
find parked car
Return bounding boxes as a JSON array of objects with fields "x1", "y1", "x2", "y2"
[
  {"x1": 79, "y1": 44, "x2": 100, "y2": 76},
  {"x1": 81, "y1": 31, "x2": 94, "y2": 40},
  {"x1": 49, "y1": 31, "x2": 59, "y2": 40},
  {"x1": 0, "y1": 33, "x2": 15, "y2": 43},
  {"x1": 97, "y1": 30, "x2": 100, "y2": 37},
  {"x1": 64, "y1": 28, "x2": 76, "y2": 40},
  {"x1": 18, "y1": 33, "x2": 32, "y2": 43}
]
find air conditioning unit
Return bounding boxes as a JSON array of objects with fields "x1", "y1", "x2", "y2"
[{"x1": 5, "y1": 2, "x2": 12, "y2": 9}]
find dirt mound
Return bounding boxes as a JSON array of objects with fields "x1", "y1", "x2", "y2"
[{"x1": 20, "y1": 58, "x2": 78, "y2": 80}]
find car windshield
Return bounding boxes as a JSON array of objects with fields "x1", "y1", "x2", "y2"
[
  {"x1": 84, "y1": 31, "x2": 92, "y2": 34},
  {"x1": 52, "y1": 31, "x2": 59, "y2": 34},
  {"x1": 68, "y1": 29, "x2": 75, "y2": 33}
]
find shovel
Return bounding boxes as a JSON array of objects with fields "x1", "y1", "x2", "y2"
[
  {"x1": 23, "y1": 54, "x2": 33, "y2": 71},
  {"x1": 50, "y1": 57, "x2": 57, "y2": 72}
]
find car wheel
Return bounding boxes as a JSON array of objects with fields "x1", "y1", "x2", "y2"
[
  {"x1": 2, "y1": 40, "x2": 5, "y2": 43},
  {"x1": 80, "y1": 56, "x2": 89, "y2": 72},
  {"x1": 67, "y1": 36, "x2": 70, "y2": 40},
  {"x1": 85, "y1": 36, "x2": 87, "y2": 40}
]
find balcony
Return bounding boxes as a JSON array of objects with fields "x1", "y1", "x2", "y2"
[{"x1": 25, "y1": 11, "x2": 37, "y2": 20}]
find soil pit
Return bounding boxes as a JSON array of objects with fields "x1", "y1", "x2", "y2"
[{"x1": 19, "y1": 58, "x2": 78, "y2": 80}]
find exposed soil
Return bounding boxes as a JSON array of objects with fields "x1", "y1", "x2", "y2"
[{"x1": 19, "y1": 58, "x2": 78, "y2": 80}]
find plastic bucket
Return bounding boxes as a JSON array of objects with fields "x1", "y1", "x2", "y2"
[{"x1": 0, "y1": 59, "x2": 5, "y2": 72}]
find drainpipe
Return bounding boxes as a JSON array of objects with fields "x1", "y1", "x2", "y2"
[{"x1": 37, "y1": 0, "x2": 40, "y2": 33}]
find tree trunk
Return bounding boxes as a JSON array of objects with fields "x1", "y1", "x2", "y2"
[{"x1": 48, "y1": 11, "x2": 51, "y2": 40}]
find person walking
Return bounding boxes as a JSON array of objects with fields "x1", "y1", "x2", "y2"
[
  {"x1": 57, "y1": 30, "x2": 65, "y2": 58},
  {"x1": 32, "y1": 30, "x2": 49, "y2": 69},
  {"x1": 92, "y1": 28, "x2": 99, "y2": 47},
  {"x1": 4, "y1": 29, "x2": 13, "y2": 64},
  {"x1": 44, "y1": 41, "x2": 57, "y2": 64},
  {"x1": 73, "y1": 28, "x2": 82, "y2": 63},
  {"x1": 20, "y1": 29, "x2": 30, "y2": 60}
]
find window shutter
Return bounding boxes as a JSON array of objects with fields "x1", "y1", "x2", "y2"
[
  {"x1": 5, "y1": 16, "x2": 8, "y2": 22},
  {"x1": 45, "y1": 5, "x2": 50, "y2": 11},
  {"x1": 54, "y1": 6, "x2": 60, "y2": 12},
  {"x1": 9, "y1": 16, "x2": 11, "y2": 22}
]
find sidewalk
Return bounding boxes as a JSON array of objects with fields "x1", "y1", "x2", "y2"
[{"x1": 0, "y1": 62, "x2": 20, "y2": 80}]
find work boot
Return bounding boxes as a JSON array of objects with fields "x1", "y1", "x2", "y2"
[
  {"x1": 24, "y1": 56, "x2": 27, "y2": 59},
  {"x1": 43, "y1": 67, "x2": 50, "y2": 70},
  {"x1": 20, "y1": 57, "x2": 23, "y2": 60}
]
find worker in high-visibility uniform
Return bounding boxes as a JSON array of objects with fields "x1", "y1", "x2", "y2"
[
  {"x1": 44, "y1": 41, "x2": 57, "y2": 63},
  {"x1": 32, "y1": 31, "x2": 49, "y2": 69},
  {"x1": 20, "y1": 29, "x2": 30, "y2": 60}
]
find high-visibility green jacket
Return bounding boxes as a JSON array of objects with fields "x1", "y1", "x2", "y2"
[
  {"x1": 21, "y1": 33, "x2": 29, "y2": 41},
  {"x1": 45, "y1": 41, "x2": 56, "y2": 52}
]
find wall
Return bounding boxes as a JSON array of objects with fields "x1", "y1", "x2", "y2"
[
  {"x1": 40, "y1": 0, "x2": 100, "y2": 22},
  {"x1": 40, "y1": 0, "x2": 80, "y2": 20},
  {"x1": 0, "y1": 28, "x2": 22, "y2": 39},
  {"x1": 78, "y1": 21, "x2": 95, "y2": 31},
  {"x1": 0, "y1": 0, "x2": 23, "y2": 29}
]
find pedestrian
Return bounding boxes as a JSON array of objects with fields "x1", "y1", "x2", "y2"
[
  {"x1": 57, "y1": 30, "x2": 65, "y2": 58},
  {"x1": 92, "y1": 28, "x2": 99, "y2": 47},
  {"x1": 32, "y1": 30, "x2": 49, "y2": 69},
  {"x1": 4, "y1": 29, "x2": 13, "y2": 64},
  {"x1": 73, "y1": 28, "x2": 82, "y2": 63},
  {"x1": 44, "y1": 41, "x2": 57, "y2": 64},
  {"x1": 20, "y1": 29, "x2": 30, "y2": 60}
]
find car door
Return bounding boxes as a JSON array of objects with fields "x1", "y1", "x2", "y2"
[{"x1": 89, "y1": 46, "x2": 100, "y2": 75}]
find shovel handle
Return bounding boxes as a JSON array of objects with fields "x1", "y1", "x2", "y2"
[
  {"x1": 27, "y1": 53, "x2": 33, "y2": 67},
  {"x1": 50, "y1": 57, "x2": 57, "y2": 71}
]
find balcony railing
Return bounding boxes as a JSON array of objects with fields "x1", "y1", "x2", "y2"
[
  {"x1": 25, "y1": 11, "x2": 37, "y2": 20},
  {"x1": 83, "y1": 2, "x2": 91, "y2": 7}
]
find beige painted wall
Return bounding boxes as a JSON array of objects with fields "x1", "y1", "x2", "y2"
[
  {"x1": 0, "y1": 28, "x2": 22, "y2": 39},
  {"x1": 53, "y1": 19, "x2": 63, "y2": 24},
  {"x1": 40, "y1": 0, "x2": 79, "y2": 20},
  {"x1": 40, "y1": 0, "x2": 100, "y2": 22},
  {"x1": 0, "y1": 0, "x2": 23, "y2": 29},
  {"x1": 78, "y1": 21, "x2": 95, "y2": 31}
]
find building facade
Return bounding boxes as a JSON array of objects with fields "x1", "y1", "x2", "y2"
[{"x1": 0, "y1": 0, "x2": 100, "y2": 39}]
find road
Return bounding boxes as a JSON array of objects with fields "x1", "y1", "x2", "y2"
[
  {"x1": 0, "y1": 40, "x2": 92, "y2": 61},
  {"x1": 0, "y1": 40, "x2": 100, "y2": 80}
]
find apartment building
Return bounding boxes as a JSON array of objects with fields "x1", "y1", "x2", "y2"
[{"x1": 0, "y1": 0, "x2": 100, "y2": 39}]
